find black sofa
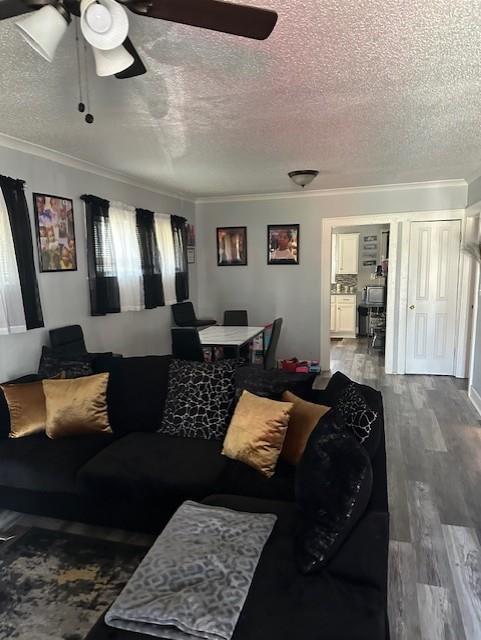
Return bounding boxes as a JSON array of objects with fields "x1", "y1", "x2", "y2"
[{"x1": 0, "y1": 356, "x2": 389, "y2": 640}]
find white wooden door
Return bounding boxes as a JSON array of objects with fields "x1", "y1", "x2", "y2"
[
  {"x1": 337, "y1": 234, "x2": 359, "y2": 274},
  {"x1": 336, "y1": 303, "x2": 356, "y2": 334},
  {"x1": 406, "y1": 220, "x2": 461, "y2": 375}
]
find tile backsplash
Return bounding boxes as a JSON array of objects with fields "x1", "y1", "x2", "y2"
[{"x1": 335, "y1": 274, "x2": 358, "y2": 288}]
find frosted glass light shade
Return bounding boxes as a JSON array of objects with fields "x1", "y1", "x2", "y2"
[
  {"x1": 81, "y1": 0, "x2": 129, "y2": 50},
  {"x1": 288, "y1": 170, "x2": 319, "y2": 188},
  {"x1": 16, "y1": 5, "x2": 69, "y2": 62},
  {"x1": 92, "y1": 44, "x2": 134, "y2": 76}
]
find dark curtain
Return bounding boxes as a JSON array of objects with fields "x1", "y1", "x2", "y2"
[
  {"x1": 81, "y1": 194, "x2": 120, "y2": 315},
  {"x1": 171, "y1": 215, "x2": 189, "y2": 302},
  {"x1": 136, "y1": 208, "x2": 164, "y2": 309},
  {"x1": 0, "y1": 175, "x2": 44, "y2": 330}
]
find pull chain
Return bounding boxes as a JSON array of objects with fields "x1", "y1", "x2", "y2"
[
  {"x1": 83, "y1": 39, "x2": 94, "y2": 124},
  {"x1": 75, "y1": 19, "x2": 85, "y2": 114}
]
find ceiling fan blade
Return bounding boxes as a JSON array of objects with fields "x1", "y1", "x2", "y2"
[
  {"x1": 125, "y1": 0, "x2": 278, "y2": 40},
  {"x1": 115, "y1": 37, "x2": 147, "y2": 78},
  {"x1": 0, "y1": 0, "x2": 47, "y2": 21}
]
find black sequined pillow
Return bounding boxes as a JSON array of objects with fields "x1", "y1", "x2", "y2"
[
  {"x1": 159, "y1": 359, "x2": 240, "y2": 440},
  {"x1": 295, "y1": 410, "x2": 373, "y2": 573},
  {"x1": 38, "y1": 346, "x2": 93, "y2": 380},
  {"x1": 334, "y1": 383, "x2": 378, "y2": 451}
]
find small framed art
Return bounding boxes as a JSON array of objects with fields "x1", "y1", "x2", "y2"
[
  {"x1": 267, "y1": 224, "x2": 299, "y2": 265},
  {"x1": 33, "y1": 193, "x2": 77, "y2": 272},
  {"x1": 217, "y1": 226, "x2": 247, "y2": 266}
]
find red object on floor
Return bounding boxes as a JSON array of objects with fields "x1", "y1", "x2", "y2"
[{"x1": 281, "y1": 358, "x2": 298, "y2": 372}]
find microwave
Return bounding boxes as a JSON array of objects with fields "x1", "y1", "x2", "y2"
[{"x1": 364, "y1": 286, "x2": 385, "y2": 304}]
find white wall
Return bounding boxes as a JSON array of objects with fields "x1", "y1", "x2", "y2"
[
  {"x1": 0, "y1": 145, "x2": 196, "y2": 381},
  {"x1": 196, "y1": 182, "x2": 467, "y2": 362}
]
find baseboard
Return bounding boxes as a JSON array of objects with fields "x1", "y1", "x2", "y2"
[{"x1": 468, "y1": 384, "x2": 481, "y2": 416}]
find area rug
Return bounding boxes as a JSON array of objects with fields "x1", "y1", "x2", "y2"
[{"x1": 0, "y1": 527, "x2": 148, "y2": 640}]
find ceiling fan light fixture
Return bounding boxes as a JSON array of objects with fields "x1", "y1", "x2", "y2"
[
  {"x1": 80, "y1": 0, "x2": 129, "y2": 50},
  {"x1": 92, "y1": 43, "x2": 134, "y2": 76},
  {"x1": 288, "y1": 170, "x2": 320, "y2": 188},
  {"x1": 15, "y1": 3, "x2": 70, "y2": 62}
]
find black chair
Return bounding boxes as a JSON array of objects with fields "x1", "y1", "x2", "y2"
[
  {"x1": 171, "y1": 328, "x2": 205, "y2": 362},
  {"x1": 223, "y1": 310, "x2": 248, "y2": 326},
  {"x1": 263, "y1": 318, "x2": 283, "y2": 370},
  {"x1": 172, "y1": 302, "x2": 216, "y2": 328},
  {"x1": 49, "y1": 325, "x2": 87, "y2": 355}
]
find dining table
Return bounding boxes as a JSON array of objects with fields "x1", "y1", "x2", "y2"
[{"x1": 199, "y1": 325, "x2": 266, "y2": 359}]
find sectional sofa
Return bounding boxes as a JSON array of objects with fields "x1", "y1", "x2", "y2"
[{"x1": 0, "y1": 355, "x2": 390, "y2": 640}]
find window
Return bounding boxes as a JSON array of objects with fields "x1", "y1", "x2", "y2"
[{"x1": 83, "y1": 194, "x2": 189, "y2": 316}]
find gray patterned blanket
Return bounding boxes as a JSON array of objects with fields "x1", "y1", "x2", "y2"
[{"x1": 105, "y1": 501, "x2": 277, "y2": 640}]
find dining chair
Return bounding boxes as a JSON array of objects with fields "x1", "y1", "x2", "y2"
[
  {"x1": 223, "y1": 310, "x2": 248, "y2": 326},
  {"x1": 263, "y1": 317, "x2": 283, "y2": 370},
  {"x1": 171, "y1": 328, "x2": 205, "y2": 362},
  {"x1": 49, "y1": 325, "x2": 87, "y2": 355},
  {"x1": 172, "y1": 302, "x2": 216, "y2": 328}
]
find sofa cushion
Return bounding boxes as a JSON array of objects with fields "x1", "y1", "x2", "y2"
[
  {"x1": 295, "y1": 411, "x2": 373, "y2": 573},
  {"x1": 235, "y1": 366, "x2": 316, "y2": 401},
  {"x1": 93, "y1": 355, "x2": 172, "y2": 435},
  {"x1": 0, "y1": 432, "x2": 115, "y2": 493},
  {"x1": 38, "y1": 346, "x2": 94, "y2": 379},
  {"x1": 159, "y1": 359, "x2": 239, "y2": 440},
  {"x1": 77, "y1": 433, "x2": 228, "y2": 503},
  {"x1": 84, "y1": 495, "x2": 388, "y2": 640},
  {"x1": 218, "y1": 458, "x2": 295, "y2": 502}
]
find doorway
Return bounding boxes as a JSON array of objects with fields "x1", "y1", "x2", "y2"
[
  {"x1": 320, "y1": 210, "x2": 471, "y2": 376},
  {"x1": 330, "y1": 223, "x2": 390, "y2": 373}
]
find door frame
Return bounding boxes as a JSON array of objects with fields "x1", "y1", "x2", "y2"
[{"x1": 320, "y1": 209, "x2": 470, "y2": 375}]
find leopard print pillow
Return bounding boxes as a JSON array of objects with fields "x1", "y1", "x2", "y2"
[{"x1": 159, "y1": 359, "x2": 240, "y2": 440}]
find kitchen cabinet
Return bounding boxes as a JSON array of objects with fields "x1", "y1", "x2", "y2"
[
  {"x1": 330, "y1": 295, "x2": 357, "y2": 338},
  {"x1": 336, "y1": 233, "x2": 359, "y2": 275}
]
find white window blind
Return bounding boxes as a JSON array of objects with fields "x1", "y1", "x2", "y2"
[
  {"x1": 0, "y1": 189, "x2": 26, "y2": 334},
  {"x1": 109, "y1": 201, "x2": 144, "y2": 312},
  {"x1": 154, "y1": 213, "x2": 177, "y2": 305}
]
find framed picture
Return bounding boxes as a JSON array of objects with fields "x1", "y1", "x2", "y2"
[
  {"x1": 33, "y1": 193, "x2": 77, "y2": 272},
  {"x1": 363, "y1": 260, "x2": 377, "y2": 267},
  {"x1": 364, "y1": 235, "x2": 377, "y2": 242},
  {"x1": 267, "y1": 224, "x2": 299, "y2": 265},
  {"x1": 217, "y1": 226, "x2": 247, "y2": 266},
  {"x1": 187, "y1": 223, "x2": 195, "y2": 264},
  {"x1": 363, "y1": 243, "x2": 377, "y2": 251}
]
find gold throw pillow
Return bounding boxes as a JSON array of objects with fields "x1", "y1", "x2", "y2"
[
  {"x1": 281, "y1": 391, "x2": 330, "y2": 465},
  {"x1": 43, "y1": 373, "x2": 112, "y2": 439},
  {"x1": 1, "y1": 381, "x2": 47, "y2": 438},
  {"x1": 222, "y1": 390, "x2": 293, "y2": 477}
]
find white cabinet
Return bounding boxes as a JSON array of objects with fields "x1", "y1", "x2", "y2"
[
  {"x1": 330, "y1": 299, "x2": 336, "y2": 330},
  {"x1": 336, "y1": 233, "x2": 359, "y2": 275},
  {"x1": 330, "y1": 295, "x2": 357, "y2": 337}
]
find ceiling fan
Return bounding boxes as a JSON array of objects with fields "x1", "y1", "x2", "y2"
[{"x1": 0, "y1": 0, "x2": 278, "y2": 78}]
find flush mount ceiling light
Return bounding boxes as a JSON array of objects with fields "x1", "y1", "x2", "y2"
[
  {"x1": 288, "y1": 170, "x2": 320, "y2": 188},
  {"x1": 5, "y1": 0, "x2": 279, "y2": 81},
  {"x1": 15, "y1": 3, "x2": 71, "y2": 62}
]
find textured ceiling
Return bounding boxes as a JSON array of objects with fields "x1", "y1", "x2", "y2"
[{"x1": 0, "y1": 0, "x2": 481, "y2": 197}]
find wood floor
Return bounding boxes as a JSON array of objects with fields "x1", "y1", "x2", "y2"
[
  {"x1": 1, "y1": 338, "x2": 480, "y2": 640},
  {"x1": 323, "y1": 338, "x2": 481, "y2": 640}
]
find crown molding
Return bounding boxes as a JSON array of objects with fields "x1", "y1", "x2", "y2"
[
  {"x1": 195, "y1": 179, "x2": 468, "y2": 205},
  {"x1": 0, "y1": 132, "x2": 195, "y2": 203}
]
